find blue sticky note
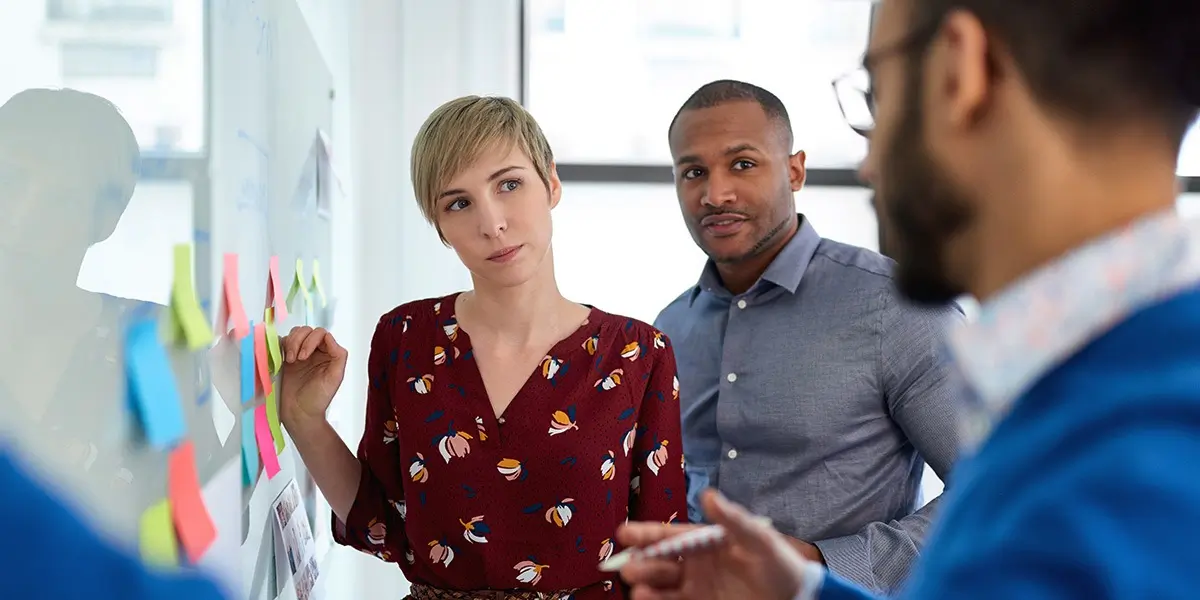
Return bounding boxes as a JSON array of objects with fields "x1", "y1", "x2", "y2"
[
  {"x1": 126, "y1": 320, "x2": 186, "y2": 449},
  {"x1": 241, "y1": 408, "x2": 258, "y2": 485},
  {"x1": 241, "y1": 320, "x2": 255, "y2": 403}
]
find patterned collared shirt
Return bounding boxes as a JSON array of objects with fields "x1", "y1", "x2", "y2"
[{"x1": 947, "y1": 209, "x2": 1200, "y2": 448}]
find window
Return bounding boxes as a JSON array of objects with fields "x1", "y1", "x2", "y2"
[
  {"x1": 4, "y1": 0, "x2": 207, "y2": 152},
  {"x1": 525, "y1": 0, "x2": 874, "y2": 168},
  {"x1": 61, "y1": 43, "x2": 160, "y2": 78},
  {"x1": 552, "y1": 183, "x2": 878, "y2": 323},
  {"x1": 1180, "y1": 123, "x2": 1199, "y2": 176},
  {"x1": 47, "y1": 0, "x2": 173, "y2": 23},
  {"x1": 77, "y1": 180, "x2": 194, "y2": 305}
]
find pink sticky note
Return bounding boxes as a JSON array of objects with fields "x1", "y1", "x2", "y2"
[
  {"x1": 253, "y1": 322, "x2": 272, "y2": 397},
  {"x1": 220, "y1": 254, "x2": 250, "y2": 339},
  {"x1": 167, "y1": 442, "x2": 217, "y2": 563},
  {"x1": 255, "y1": 404, "x2": 281, "y2": 479},
  {"x1": 266, "y1": 256, "x2": 288, "y2": 321}
]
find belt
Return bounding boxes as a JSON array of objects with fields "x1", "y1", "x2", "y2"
[{"x1": 406, "y1": 584, "x2": 579, "y2": 600}]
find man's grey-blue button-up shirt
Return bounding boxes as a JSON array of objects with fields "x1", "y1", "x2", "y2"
[{"x1": 655, "y1": 216, "x2": 962, "y2": 594}]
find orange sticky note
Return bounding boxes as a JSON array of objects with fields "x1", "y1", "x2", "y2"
[
  {"x1": 219, "y1": 253, "x2": 250, "y2": 339},
  {"x1": 167, "y1": 442, "x2": 217, "y2": 563},
  {"x1": 253, "y1": 322, "x2": 272, "y2": 397},
  {"x1": 266, "y1": 256, "x2": 288, "y2": 321},
  {"x1": 255, "y1": 404, "x2": 281, "y2": 479}
]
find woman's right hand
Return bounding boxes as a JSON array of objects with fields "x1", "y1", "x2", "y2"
[{"x1": 279, "y1": 326, "x2": 348, "y2": 429}]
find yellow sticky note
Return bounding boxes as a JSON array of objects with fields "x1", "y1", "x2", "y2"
[
  {"x1": 286, "y1": 258, "x2": 311, "y2": 313},
  {"x1": 139, "y1": 499, "x2": 180, "y2": 567},
  {"x1": 265, "y1": 388, "x2": 286, "y2": 454},
  {"x1": 170, "y1": 244, "x2": 214, "y2": 350},
  {"x1": 264, "y1": 319, "x2": 282, "y2": 374},
  {"x1": 310, "y1": 259, "x2": 328, "y2": 308}
]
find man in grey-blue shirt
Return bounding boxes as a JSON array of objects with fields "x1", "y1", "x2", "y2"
[{"x1": 655, "y1": 80, "x2": 961, "y2": 594}]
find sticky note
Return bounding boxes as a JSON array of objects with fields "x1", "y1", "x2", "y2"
[
  {"x1": 265, "y1": 389, "x2": 285, "y2": 455},
  {"x1": 287, "y1": 258, "x2": 312, "y2": 323},
  {"x1": 167, "y1": 442, "x2": 217, "y2": 563},
  {"x1": 255, "y1": 404, "x2": 281, "y2": 479},
  {"x1": 241, "y1": 408, "x2": 259, "y2": 485},
  {"x1": 240, "y1": 321, "x2": 255, "y2": 403},
  {"x1": 264, "y1": 319, "x2": 282, "y2": 374},
  {"x1": 219, "y1": 253, "x2": 250, "y2": 339},
  {"x1": 311, "y1": 259, "x2": 328, "y2": 308},
  {"x1": 254, "y1": 322, "x2": 272, "y2": 397},
  {"x1": 126, "y1": 320, "x2": 186, "y2": 449},
  {"x1": 139, "y1": 499, "x2": 179, "y2": 567},
  {"x1": 266, "y1": 256, "x2": 288, "y2": 322},
  {"x1": 169, "y1": 244, "x2": 214, "y2": 350}
]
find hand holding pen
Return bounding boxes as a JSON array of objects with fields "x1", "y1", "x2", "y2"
[{"x1": 614, "y1": 490, "x2": 817, "y2": 600}]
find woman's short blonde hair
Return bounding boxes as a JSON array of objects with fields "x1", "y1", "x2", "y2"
[{"x1": 411, "y1": 95, "x2": 555, "y2": 241}]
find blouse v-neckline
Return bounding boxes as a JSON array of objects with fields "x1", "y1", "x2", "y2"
[{"x1": 447, "y1": 292, "x2": 602, "y2": 429}]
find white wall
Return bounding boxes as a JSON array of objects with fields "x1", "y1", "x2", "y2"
[{"x1": 306, "y1": 1, "x2": 522, "y2": 597}]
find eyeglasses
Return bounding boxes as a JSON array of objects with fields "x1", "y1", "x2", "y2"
[
  {"x1": 831, "y1": 21, "x2": 942, "y2": 138},
  {"x1": 832, "y1": 68, "x2": 874, "y2": 138}
]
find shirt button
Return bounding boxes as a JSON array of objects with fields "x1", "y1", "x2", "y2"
[
  {"x1": 726, "y1": 373, "x2": 738, "y2": 383},
  {"x1": 727, "y1": 448, "x2": 738, "y2": 460},
  {"x1": 736, "y1": 299, "x2": 747, "y2": 309},
  {"x1": 498, "y1": 417, "x2": 506, "y2": 425}
]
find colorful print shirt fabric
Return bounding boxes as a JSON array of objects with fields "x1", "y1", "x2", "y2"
[{"x1": 332, "y1": 294, "x2": 688, "y2": 597}]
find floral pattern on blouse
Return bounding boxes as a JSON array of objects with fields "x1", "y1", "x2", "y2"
[{"x1": 331, "y1": 294, "x2": 687, "y2": 598}]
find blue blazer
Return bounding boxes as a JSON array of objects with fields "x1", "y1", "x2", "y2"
[{"x1": 820, "y1": 289, "x2": 1200, "y2": 599}]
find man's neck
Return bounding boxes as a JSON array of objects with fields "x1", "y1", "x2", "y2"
[
  {"x1": 971, "y1": 161, "x2": 1180, "y2": 302},
  {"x1": 716, "y1": 215, "x2": 799, "y2": 296}
]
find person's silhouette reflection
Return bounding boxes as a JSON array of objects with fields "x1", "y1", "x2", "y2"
[{"x1": 0, "y1": 88, "x2": 142, "y2": 485}]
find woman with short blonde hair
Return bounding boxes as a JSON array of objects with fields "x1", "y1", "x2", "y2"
[{"x1": 280, "y1": 96, "x2": 687, "y2": 599}]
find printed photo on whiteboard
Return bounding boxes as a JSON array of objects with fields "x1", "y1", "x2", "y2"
[
  {"x1": 296, "y1": 556, "x2": 319, "y2": 600},
  {"x1": 272, "y1": 479, "x2": 319, "y2": 599}
]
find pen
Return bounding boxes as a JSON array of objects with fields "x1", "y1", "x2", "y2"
[{"x1": 598, "y1": 517, "x2": 772, "y2": 572}]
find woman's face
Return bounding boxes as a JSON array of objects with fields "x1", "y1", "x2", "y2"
[{"x1": 434, "y1": 143, "x2": 560, "y2": 288}]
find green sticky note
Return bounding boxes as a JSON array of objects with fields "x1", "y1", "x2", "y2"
[
  {"x1": 264, "y1": 319, "x2": 282, "y2": 374},
  {"x1": 265, "y1": 389, "x2": 286, "y2": 454},
  {"x1": 139, "y1": 499, "x2": 179, "y2": 567},
  {"x1": 170, "y1": 244, "x2": 214, "y2": 350},
  {"x1": 310, "y1": 259, "x2": 328, "y2": 308}
]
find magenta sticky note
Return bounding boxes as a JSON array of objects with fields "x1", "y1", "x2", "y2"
[{"x1": 254, "y1": 404, "x2": 281, "y2": 479}]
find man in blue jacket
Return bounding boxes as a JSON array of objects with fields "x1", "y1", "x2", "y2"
[
  {"x1": 617, "y1": 0, "x2": 1200, "y2": 598},
  {"x1": 0, "y1": 447, "x2": 225, "y2": 599}
]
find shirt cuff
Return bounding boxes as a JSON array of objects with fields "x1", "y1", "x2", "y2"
[
  {"x1": 793, "y1": 560, "x2": 827, "y2": 600},
  {"x1": 813, "y1": 534, "x2": 876, "y2": 590}
]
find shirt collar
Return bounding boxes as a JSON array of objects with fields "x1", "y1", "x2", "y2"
[
  {"x1": 690, "y1": 214, "x2": 821, "y2": 303},
  {"x1": 946, "y1": 209, "x2": 1200, "y2": 446}
]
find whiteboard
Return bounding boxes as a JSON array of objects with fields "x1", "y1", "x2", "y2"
[
  {"x1": 211, "y1": 0, "x2": 335, "y2": 598},
  {"x1": 0, "y1": 0, "x2": 334, "y2": 598}
]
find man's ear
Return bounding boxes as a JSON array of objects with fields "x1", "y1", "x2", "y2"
[{"x1": 789, "y1": 150, "x2": 807, "y2": 192}]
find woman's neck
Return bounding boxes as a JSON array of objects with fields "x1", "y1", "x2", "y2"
[{"x1": 460, "y1": 253, "x2": 572, "y2": 347}]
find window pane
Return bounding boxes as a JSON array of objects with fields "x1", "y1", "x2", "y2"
[
  {"x1": 3, "y1": 0, "x2": 204, "y2": 152},
  {"x1": 77, "y1": 180, "x2": 194, "y2": 305},
  {"x1": 526, "y1": 0, "x2": 873, "y2": 168},
  {"x1": 552, "y1": 182, "x2": 877, "y2": 323},
  {"x1": 1180, "y1": 123, "x2": 1199, "y2": 176}
]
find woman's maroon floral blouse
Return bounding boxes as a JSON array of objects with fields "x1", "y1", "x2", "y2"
[{"x1": 332, "y1": 294, "x2": 688, "y2": 598}]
